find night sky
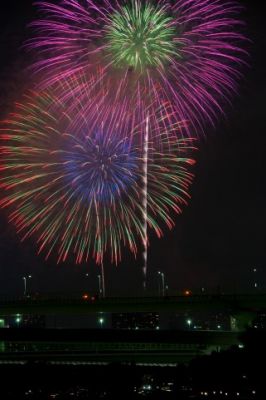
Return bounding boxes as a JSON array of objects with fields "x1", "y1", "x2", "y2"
[{"x1": 0, "y1": 0, "x2": 265, "y2": 297}]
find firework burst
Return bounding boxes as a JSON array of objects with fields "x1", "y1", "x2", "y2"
[
  {"x1": 0, "y1": 89, "x2": 195, "y2": 265},
  {"x1": 27, "y1": 0, "x2": 248, "y2": 134},
  {"x1": 105, "y1": 1, "x2": 177, "y2": 71}
]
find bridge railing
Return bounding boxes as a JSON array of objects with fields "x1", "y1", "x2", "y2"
[{"x1": 0, "y1": 293, "x2": 265, "y2": 306}]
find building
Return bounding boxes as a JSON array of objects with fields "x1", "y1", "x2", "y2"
[{"x1": 112, "y1": 312, "x2": 159, "y2": 330}]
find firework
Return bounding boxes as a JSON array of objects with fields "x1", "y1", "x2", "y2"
[
  {"x1": 105, "y1": 1, "x2": 177, "y2": 71},
  {"x1": 27, "y1": 0, "x2": 247, "y2": 134},
  {"x1": 0, "y1": 89, "x2": 195, "y2": 265}
]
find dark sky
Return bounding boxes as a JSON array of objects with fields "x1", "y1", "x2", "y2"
[{"x1": 0, "y1": 0, "x2": 265, "y2": 297}]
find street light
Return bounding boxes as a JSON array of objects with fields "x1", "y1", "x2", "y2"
[
  {"x1": 97, "y1": 274, "x2": 102, "y2": 298},
  {"x1": 22, "y1": 275, "x2": 32, "y2": 297},
  {"x1": 84, "y1": 271, "x2": 103, "y2": 299},
  {"x1": 158, "y1": 271, "x2": 165, "y2": 297},
  {"x1": 253, "y1": 267, "x2": 258, "y2": 290},
  {"x1": 186, "y1": 319, "x2": 192, "y2": 330}
]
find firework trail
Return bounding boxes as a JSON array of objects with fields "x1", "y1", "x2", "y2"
[
  {"x1": 140, "y1": 115, "x2": 149, "y2": 288},
  {"x1": 0, "y1": 88, "x2": 196, "y2": 266},
  {"x1": 27, "y1": 0, "x2": 248, "y2": 134}
]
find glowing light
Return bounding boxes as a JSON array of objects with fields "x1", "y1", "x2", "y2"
[
  {"x1": 27, "y1": 0, "x2": 248, "y2": 135},
  {"x1": 0, "y1": 87, "x2": 196, "y2": 265},
  {"x1": 106, "y1": 1, "x2": 177, "y2": 70}
]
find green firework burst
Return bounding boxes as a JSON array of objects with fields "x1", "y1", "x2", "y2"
[{"x1": 105, "y1": 0, "x2": 177, "y2": 71}]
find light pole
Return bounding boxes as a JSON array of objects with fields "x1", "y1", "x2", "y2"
[
  {"x1": 158, "y1": 271, "x2": 165, "y2": 297},
  {"x1": 97, "y1": 274, "x2": 102, "y2": 298},
  {"x1": 100, "y1": 260, "x2": 105, "y2": 298},
  {"x1": 22, "y1": 275, "x2": 32, "y2": 297},
  {"x1": 253, "y1": 267, "x2": 258, "y2": 290}
]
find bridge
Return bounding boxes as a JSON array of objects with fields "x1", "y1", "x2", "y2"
[
  {"x1": 0, "y1": 328, "x2": 240, "y2": 365},
  {"x1": 0, "y1": 295, "x2": 264, "y2": 364},
  {"x1": 0, "y1": 294, "x2": 265, "y2": 330}
]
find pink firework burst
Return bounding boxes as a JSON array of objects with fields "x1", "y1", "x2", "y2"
[{"x1": 27, "y1": 0, "x2": 248, "y2": 135}]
